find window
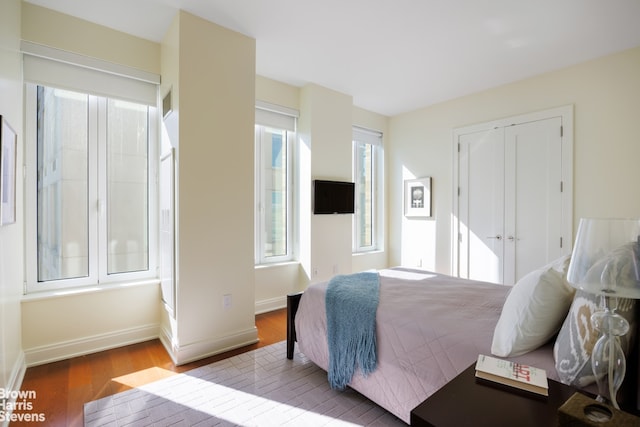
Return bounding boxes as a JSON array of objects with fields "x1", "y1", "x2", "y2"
[
  {"x1": 353, "y1": 126, "x2": 383, "y2": 252},
  {"x1": 255, "y1": 102, "x2": 298, "y2": 264},
  {"x1": 22, "y1": 43, "x2": 159, "y2": 293},
  {"x1": 25, "y1": 85, "x2": 157, "y2": 292}
]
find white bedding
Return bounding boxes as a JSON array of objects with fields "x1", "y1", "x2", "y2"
[{"x1": 294, "y1": 268, "x2": 560, "y2": 424}]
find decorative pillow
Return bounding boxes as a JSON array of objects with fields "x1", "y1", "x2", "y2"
[
  {"x1": 491, "y1": 255, "x2": 574, "y2": 357},
  {"x1": 553, "y1": 291, "x2": 636, "y2": 387}
]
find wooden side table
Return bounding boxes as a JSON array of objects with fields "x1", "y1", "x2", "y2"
[{"x1": 410, "y1": 363, "x2": 578, "y2": 426}]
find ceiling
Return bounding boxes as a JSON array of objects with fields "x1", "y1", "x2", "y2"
[{"x1": 25, "y1": 0, "x2": 640, "y2": 116}]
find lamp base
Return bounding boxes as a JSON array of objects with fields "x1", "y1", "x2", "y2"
[
  {"x1": 558, "y1": 392, "x2": 640, "y2": 426},
  {"x1": 590, "y1": 300, "x2": 629, "y2": 409}
]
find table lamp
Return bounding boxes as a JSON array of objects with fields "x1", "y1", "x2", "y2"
[{"x1": 566, "y1": 218, "x2": 640, "y2": 410}]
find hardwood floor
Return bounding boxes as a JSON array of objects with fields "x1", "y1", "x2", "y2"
[{"x1": 14, "y1": 308, "x2": 287, "y2": 427}]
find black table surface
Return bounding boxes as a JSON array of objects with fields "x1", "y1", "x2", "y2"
[{"x1": 410, "y1": 362, "x2": 578, "y2": 427}]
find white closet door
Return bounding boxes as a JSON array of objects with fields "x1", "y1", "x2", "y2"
[
  {"x1": 458, "y1": 128, "x2": 505, "y2": 284},
  {"x1": 504, "y1": 117, "x2": 563, "y2": 284},
  {"x1": 455, "y1": 110, "x2": 569, "y2": 286}
]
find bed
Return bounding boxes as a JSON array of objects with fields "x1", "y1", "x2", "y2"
[{"x1": 286, "y1": 267, "x2": 640, "y2": 424}]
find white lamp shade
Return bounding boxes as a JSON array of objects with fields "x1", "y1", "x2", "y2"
[{"x1": 567, "y1": 218, "x2": 640, "y2": 299}]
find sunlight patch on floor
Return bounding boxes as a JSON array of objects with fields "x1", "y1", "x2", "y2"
[{"x1": 112, "y1": 366, "x2": 177, "y2": 388}]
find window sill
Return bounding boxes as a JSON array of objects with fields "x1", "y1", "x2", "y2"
[
  {"x1": 21, "y1": 278, "x2": 161, "y2": 302},
  {"x1": 254, "y1": 261, "x2": 299, "y2": 270},
  {"x1": 352, "y1": 249, "x2": 384, "y2": 256}
]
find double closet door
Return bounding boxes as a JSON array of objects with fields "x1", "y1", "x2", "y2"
[{"x1": 454, "y1": 107, "x2": 573, "y2": 285}]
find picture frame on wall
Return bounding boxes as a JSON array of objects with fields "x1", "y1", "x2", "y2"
[
  {"x1": 1, "y1": 116, "x2": 17, "y2": 226},
  {"x1": 404, "y1": 177, "x2": 432, "y2": 218}
]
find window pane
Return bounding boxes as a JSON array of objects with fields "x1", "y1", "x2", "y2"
[
  {"x1": 107, "y1": 99, "x2": 149, "y2": 274},
  {"x1": 262, "y1": 128, "x2": 287, "y2": 258},
  {"x1": 357, "y1": 142, "x2": 373, "y2": 248},
  {"x1": 37, "y1": 86, "x2": 89, "y2": 282}
]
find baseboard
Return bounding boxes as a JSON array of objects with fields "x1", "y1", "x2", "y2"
[
  {"x1": 23, "y1": 324, "x2": 160, "y2": 367},
  {"x1": 255, "y1": 296, "x2": 286, "y2": 314},
  {"x1": 164, "y1": 326, "x2": 259, "y2": 366},
  {"x1": 158, "y1": 323, "x2": 178, "y2": 365},
  {"x1": 6, "y1": 350, "x2": 26, "y2": 394},
  {"x1": 0, "y1": 351, "x2": 27, "y2": 427}
]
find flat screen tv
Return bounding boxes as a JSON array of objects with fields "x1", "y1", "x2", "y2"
[{"x1": 313, "y1": 180, "x2": 355, "y2": 214}]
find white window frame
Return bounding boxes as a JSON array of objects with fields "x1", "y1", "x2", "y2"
[
  {"x1": 254, "y1": 102, "x2": 298, "y2": 265},
  {"x1": 353, "y1": 126, "x2": 383, "y2": 253},
  {"x1": 23, "y1": 43, "x2": 159, "y2": 293}
]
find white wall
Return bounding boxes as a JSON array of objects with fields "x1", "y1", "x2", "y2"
[
  {"x1": 0, "y1": 0, "x2": 25, "y2": 401},
  {"x1": 389, "y1": 46, "x2": 640, "y2": 274}
]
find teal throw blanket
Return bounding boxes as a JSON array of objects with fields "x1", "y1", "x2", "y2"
[{"x1": 325, "y1": 271, "x2": 380, "y2": 390}]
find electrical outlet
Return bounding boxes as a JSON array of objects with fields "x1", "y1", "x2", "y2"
[
  {"x1": 223, "y1": 294, "x2": 232, "y2": 310},
  {"x1": 312, "y1": 267, "x2": 318, "y2": 277}
]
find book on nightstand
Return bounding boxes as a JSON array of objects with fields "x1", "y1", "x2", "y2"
[{"x1": 475, "y1": 354, "x2": 549, "y2": 396}]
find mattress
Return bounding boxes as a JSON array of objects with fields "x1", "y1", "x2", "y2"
[{"x1": 295, "y1": 268, "x2": 560, "y2": 424}]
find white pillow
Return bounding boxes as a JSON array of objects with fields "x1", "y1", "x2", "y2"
[{"x1": 491, "y1": 255, "x2": 574, "y2": 357}]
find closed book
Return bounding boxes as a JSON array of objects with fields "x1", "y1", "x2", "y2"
[{"x1": 475, "y1": 354, "x2": 549, "y2": 396}]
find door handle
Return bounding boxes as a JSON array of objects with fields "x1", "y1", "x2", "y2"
[{"x1": 487, "y1": 235, "x2": 503, "y2": 240}]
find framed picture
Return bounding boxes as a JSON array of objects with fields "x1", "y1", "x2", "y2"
[
  {"x1": 1, "y1": 116, "x2": 17, "y2": 226},
  {"x1": 404, "y1": 177, "x2": 431, "y2": 217}
]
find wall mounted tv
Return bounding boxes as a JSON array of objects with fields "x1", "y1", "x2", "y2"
[{"x1": 312, "y1": 180, "x2": 355, "y2": 214}]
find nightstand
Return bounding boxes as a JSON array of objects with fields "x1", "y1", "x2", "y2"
[{"x1": 410, "y1": 363, "x2": 578, "y2": 426}]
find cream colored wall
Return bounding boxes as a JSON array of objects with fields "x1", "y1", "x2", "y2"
[
  {"x1": 389, "y1": 46, "x2": 640, "y2": 274},
  {"x1": 20, "y1": 2, "x2": 637, "y2": 370},
  {"x1": 256, "y1": 75, "x2": 300, "y2": 110},
  {"x1": 0, "y1": 0, "x2": 25, "y2": 400},
  {"x1": 302, "y1": 84, "x2": 354, "y2": 283},
  {"x1": 21, "y1": 2, "x2": 159, "y2": 75},
  {"x1": 21, "y1": 284, "x2": 161, "y2": 365},
  {"x1": 30, "y1": 0, "x2": 635, "y2": 370},
  {"x1": 253, "y1": 77, "x2": 303, "y2": 312},
  {"x1": 158, "y1": 5, "x2": 180, "y2": 346},
  {"x1": 253, "y1": 78, "x2": 390, "y2": 311},
  {"x1": 18, "y1": 3, "x2": 388, "y2": 369},
  {"x1": 165, "y1": 11, "x2": 257, "y2": 364},
  {"x1": 352, "y1": 106, "x2": 389, "y2": 273},
  {"x1": 20, "y1": 3, "x2": 162, "y2": 366}
]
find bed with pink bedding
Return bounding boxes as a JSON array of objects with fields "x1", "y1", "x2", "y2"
[{"x1": 286, "y1": 267, "x2": 639, "y2": 424}]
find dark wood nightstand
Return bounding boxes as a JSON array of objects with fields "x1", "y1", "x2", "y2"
[{"x1": 410, "y1": 363, "x2": 578, "y2": 426}]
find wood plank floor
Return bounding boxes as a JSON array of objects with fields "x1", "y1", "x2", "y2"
[{"x1": 14, "y1": 308, "x2": 287, "y2": 427}]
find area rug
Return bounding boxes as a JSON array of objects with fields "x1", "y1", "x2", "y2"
[{"x1": 84, "y1": 341, "x2": 406, "y2": 426}]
